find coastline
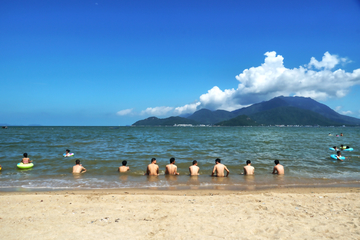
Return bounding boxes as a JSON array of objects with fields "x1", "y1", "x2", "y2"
[{"x1": 2, "y1": 186, "x2": 360, "y2": 239}]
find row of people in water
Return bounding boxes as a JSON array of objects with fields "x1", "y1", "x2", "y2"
[
  {"x1": 331, "y1": 145, "x2": 352, "y2": 151},
  {"x1": 72, "y1": 157, "x2": 285, "y2": 176},
  {"x1": 328, "y1": 133, "x2": 344, "y2": 137}
]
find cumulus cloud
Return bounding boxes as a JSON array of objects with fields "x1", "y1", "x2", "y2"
[
  {"x1": 140, "y1": 106, "x2": 174, "y2": 116},
  {"x1": 120, "y1": 51, "x2": 360, "y2": 117},
  {"x1": 116, "y1": 108, "x2": 133, "y2": 116},
  {"x1": 341, "y1": 110, "x2": 353, "y2": 115},
  {"x1": 308, "y1": 52, "x2": 348, "y2": 70}
]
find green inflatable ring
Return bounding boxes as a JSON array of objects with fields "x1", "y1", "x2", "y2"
[{"x1": 17, "y1": 163, "x2": 34, "y2": 169}]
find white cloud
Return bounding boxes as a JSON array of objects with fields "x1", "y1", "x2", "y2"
[
  {"x1": 116, "y1": 108, "x2": 133, "y2": 116},
  {"x1": 141, "y1": 106, "x2": 174, "y2": 116},
  {"x1": 174, "y1": 102, "x2": 201, "y2": 115},
  {"x1": 308, "y1": 51, "x2": 348, "y2": 70},
  {"x1": 123, "y1": 51, "x2": 360, "y2": 117},
  {"x1": 341, "y1": 110, "x2": 353, "y2": 115}
]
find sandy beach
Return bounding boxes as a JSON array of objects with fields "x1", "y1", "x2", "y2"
[{"x1": 1, "y1": 187, "x2": 360, "y2": 239}]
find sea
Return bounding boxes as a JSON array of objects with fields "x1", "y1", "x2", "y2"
[{"x1": 0, "y1": 126, "x2": 359, "y2": 191}]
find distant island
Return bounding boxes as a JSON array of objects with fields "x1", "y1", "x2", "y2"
[{"x1": 132, "y1": 96, "x2": 360, "y2": 126}]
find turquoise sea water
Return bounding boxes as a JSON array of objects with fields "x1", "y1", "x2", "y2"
[{"x1": 0, "y1": 126, "x2": 359, "y2": 191}]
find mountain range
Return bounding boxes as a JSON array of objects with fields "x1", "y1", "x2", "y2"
[{"x1": 132, "y1": 96, "x2": 360, "y2": 126}]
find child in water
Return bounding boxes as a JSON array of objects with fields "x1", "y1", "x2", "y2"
[
  {"x1": 22, "y1": 153, "x2": 32, "y2": 164},
  {"x1": 336, "y1": 151, "x2": 343, "y2": 161},
  {"x1": 65, "y1": 149, "x2": 71, "y2": 156}
]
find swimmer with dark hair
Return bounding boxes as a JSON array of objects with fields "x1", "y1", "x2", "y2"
[
  {"x1": 336, "y1": 151, "x2": 344, "y2": 161},
  {"x1": 272, "y1": 160, "x2": 284, "y2": 175},
  {"x1": 118, "y1": 160, "x2": 130, "y2": 172},
  {"x1": 145, "y1": 158, "x2": 159, "y2": 176},
  {"x1": 22, "y1": 153, "x2": 32, "y2": 164},
  {"x1": 165, "y1": 157, "x2": 179, "y2": 175},
  {"x1": 212, "y1": 158, "x2": 230, "y2": 177},
  {"x1": 189, "y1": 160, "x2": 200, "y2": 176},
  {"x1": 73, "y1": 159, "x2": 86, "y2": 173},
  {"x1": 242, "y1": 160, "x2": 254, "y2": 175},
  {"x1": 65, "y1": 149, "x2": 71, "y2": 157}
]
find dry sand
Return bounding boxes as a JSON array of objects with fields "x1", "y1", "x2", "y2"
[{"x1": 1, "y1": 187, "x2": 360, "y2": 239}]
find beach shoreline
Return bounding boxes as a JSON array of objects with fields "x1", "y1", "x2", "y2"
[{"x1": 1, "y1": 186, "x2": 360, "y2": 239}]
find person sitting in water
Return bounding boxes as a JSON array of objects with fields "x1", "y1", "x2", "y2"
[
  {"x1": 145, "y1": 158, "x2": 159, "y2": 176},
  {"x1": 211, "y1": 158, "x2": 230, "y2": 177},
  {"x1": 340, "y1": 133, "x2": 343, "y2": 137},
  {"x1": 72, "y1": 159, "x2": 86, "y2": 173},
  {"x1": 165, "y1": 157, "x2": 179, "y2": 175},
  {"x1": 189, "y1": 160, "x2": 200, "y2": 176},
  {"x1": 22, "y1": 153, "x2": 32, "y2": 164},
  {"x1": 336, "y1": 151, "x2": 344, "y2": 161},
  {"x1": 118, "y1": 160, "x2": 130, "y2": 172},
  {"x1": 272, "y1": 160, "x2": 284, "y2": 175},
  {"x1": 340, "y1": 145, "x2": 350, "y2": 150},
  {"x1": 242, "y1": 160, "x2": 255, "y2": 175},
  {"x1": 328, "y1": 133, "x2": 332, "y2": 136},
  {"x1": 65, "y1": 149, "x2": 71, "y2": 156}
]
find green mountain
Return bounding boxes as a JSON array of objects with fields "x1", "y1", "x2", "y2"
[
  {"x1": 249, "y1": 106, "x2": 341, "y2": 126},
  {"x1": 187, "y1": 109, "x2": 236, "y2": 125},
  {"x1": 186, "y1": 96, "x2": 360, "y2": 125},
  {"x1": 132, "y1": 96, "x2": 360, "y2": 126},
  {"x1": 216, "y1": 115, "x2": 259, "y2": 126},
  {"x1": 132, "y1": 116, "x2": 199, "y2": 126}
]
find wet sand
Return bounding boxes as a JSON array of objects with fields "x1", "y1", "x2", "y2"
[{"x1": 1, "y1": 187, "x2": 360, "y2": 239}]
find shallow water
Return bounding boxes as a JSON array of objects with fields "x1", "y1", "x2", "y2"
[{"x1": 0, "y1": 126, "x2": 359, "y2": 190}]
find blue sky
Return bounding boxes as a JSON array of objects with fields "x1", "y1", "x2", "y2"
[{"x1": 1, "y1": 0, "x2": 360, "y2": 126}]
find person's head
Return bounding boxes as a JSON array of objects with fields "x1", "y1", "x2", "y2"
[
  {"x1": 192, "y1": 160, "x2": 197, "y2": 165},
  {"x1": 274, "y1": 159, "x2": 279, "y2": 165},
  {"x1": 122, "y1": 160, "x2": 127, "y2": 166},
  {"x1": 341, "y1": 145, "x2": 344, "y2": 147},
  {"x1": 75, "y1": 159, "x2": 80, "y2": 165},
  {"x1": 23, "y1": 153, "x2": 28, "y2": 157},
  {"x1": 170, "y1": 157, "x2": 175, "y2": 164},
  {"x1": 337, "y1": 151, "x2": 341, "y2": 156},
  {"x1": 215, "y1": 158, "x2": 221, "y2": 163},
  {"x1": 66, "y1": 149, "x2": 70, "y2": 153},
  {"x1": 246, "y1": 160, "x2": 251, "y2": 165},
  {"x1": 151, "y1": 158, "x2": 156, "y2": 163},
  {"x1": 333, "y1": 146, "x2": 337, "y2": 149}
]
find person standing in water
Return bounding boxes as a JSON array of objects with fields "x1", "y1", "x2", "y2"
[
  {"x1": 145, "y1": 158, "x2": 159, "y2": 176},
  {"x1": 72, "y1": 159, "x2": 86, "y2": 173},
  {"x1": 211, "y1": 158, "x2": 230, "y2": 177},
  {"x1": 242, "y1": 160, "x2": 255, "y2": 175},
  {"x1": 165, "y1": 157, "x2": 179, "y2": 175},
  {"x1": 272, "y1": 160, "x2": 284, "y2": 175},
  {"x1": 118, "y1": 160, "x2": 130, "y2": 172},
  {"x1": 189, "y1": 160, "x2": 200, "y2": 175}
]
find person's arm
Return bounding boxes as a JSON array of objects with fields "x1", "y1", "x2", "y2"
[
  {"x1": 174, "y1": 166, "x2": 179, "y2": 175},
  {"x1": 156, "y1": 166, "x2": 159, "y2": 175},
  {"x1": 81, "y1": 167, "x2": 87, "y2": 173},
  {"x1": 211, "y1": 165, "x2": 216, "y2": 176},
  {"x1": 336, "y1": 156, "x2": 344, "y2": 161},
  {"x1": 272, "y1": 166, "x2": 277, "y2": 174},
  {"x1": 127, "y1": 167, "x2": 130, "y2": 171},
  {"x1": 224, "y1": 166, "x2": 230, "y2": 177},
  {"x1": 165, "y1": 166, "x2": 169, "y2": 174},
  {"x1": 144, "y1": 166, "x2": 149, "y2": 175},
  {"x1": 196, "y1": 167, "x2": 200, "y2": 175},
  {"x1": 118, "y1": 167, "x2": 120, "y2": 172},
  {"x1": 189, "y1": 166, "x2": 192, "y2": 175}
]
